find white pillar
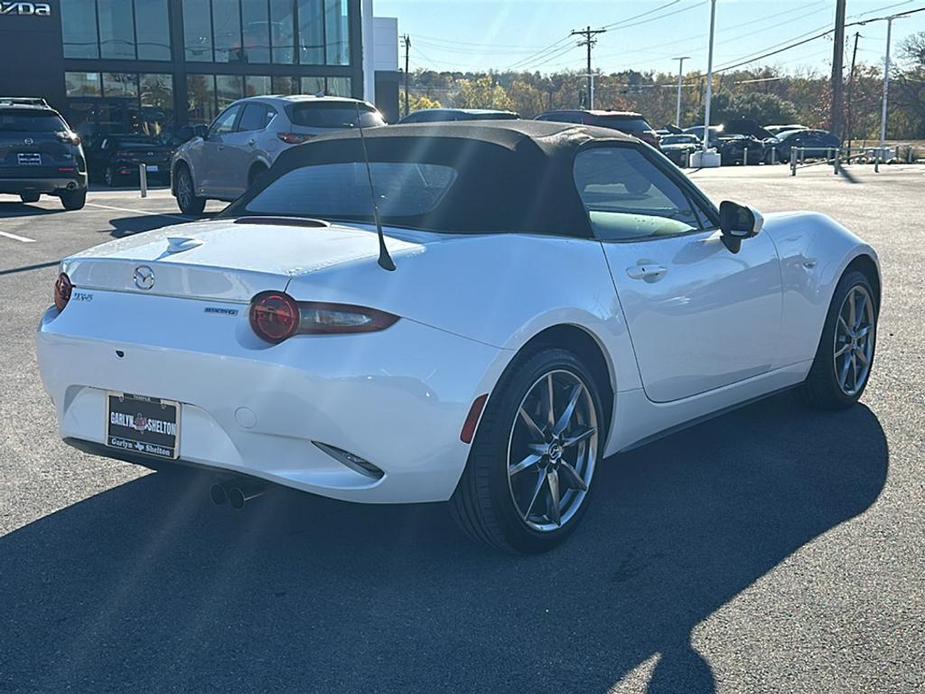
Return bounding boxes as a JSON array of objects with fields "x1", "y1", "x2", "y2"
[{"x1": 361, "y1": 0, "x2": 376, "y2": 104}]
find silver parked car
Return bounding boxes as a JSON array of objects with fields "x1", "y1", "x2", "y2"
[{"x1": 171, "y1": 95, "x2": 385, "y2": 215}]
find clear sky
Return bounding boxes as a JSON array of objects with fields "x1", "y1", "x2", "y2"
[{"x1": 376, "y1": 0, "x2": 925, "y2": 76}]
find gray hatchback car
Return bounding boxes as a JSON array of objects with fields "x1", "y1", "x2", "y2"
[{"x1": 171, "y1": 95, "x2": 385, "y2": 215}]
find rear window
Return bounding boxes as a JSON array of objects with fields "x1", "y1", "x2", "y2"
[
  {"x1": 288, "y1": 102, "x2": 385, "y2": 129},
  {"x1": 0, "y1": 110, "x2": 68, "y2": 132},
  {"x1": 243, "y1": 162, "x2": 457, "y2": 220},
  {"x1": 587, "y1": 116, "x2": 652, "y2": 133}
]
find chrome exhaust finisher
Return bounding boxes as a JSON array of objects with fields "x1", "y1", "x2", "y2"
[
  {"x1": 228, "y1": 482, "x2": 267, "y2": 510},
  {"x1": 209, "y1": 482, "x2": 229, "y2": 505}
]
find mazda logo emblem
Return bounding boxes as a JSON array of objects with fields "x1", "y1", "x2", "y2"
[
  {"x1": 23, "y1": 137, "x2": 33, "y2": 145},
  {"x1": 133, "y1": 265, "x2": 155, "y2": 290}
]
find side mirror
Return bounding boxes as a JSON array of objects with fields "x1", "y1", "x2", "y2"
[{"x1": 719, "y1": 200, "x2": 764, "y2": 253}]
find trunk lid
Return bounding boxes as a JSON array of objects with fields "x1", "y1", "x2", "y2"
[{"x1": 63, "y1": 218, "x2": 424, "y2": 303}]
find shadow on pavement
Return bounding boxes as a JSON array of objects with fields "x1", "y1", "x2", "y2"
[
  {"x1": 0, "y1": 201, "x2": 61, "y2": 218},
  {"x1": 0, "y1": 394, "x2": 887, "y2": 692}
]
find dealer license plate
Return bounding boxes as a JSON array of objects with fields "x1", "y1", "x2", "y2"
[
  {"x1": 17, "y1": 153, "x2": 41, "y2": 166},
  {"x1": 106, "y1": 392, "x2": 180, "y2": 460}
]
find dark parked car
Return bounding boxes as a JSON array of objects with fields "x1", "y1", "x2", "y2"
[
  {"x1": 0, "y1": 97, "x2": 87, "y2": 209},
  {"x1": 764, "y1": 124, "x2": 807, "y2": 137},
  {"x1": 767, "y1": 129, "x2": 840, "y2": 163},
  {"x1": 658, "y1": 133, "x2": 702, "y2": 166},
  {"x1": 87, "y1": 134, "x2": 176, "y2": 187},
  {"x1": 683, "y1": 126, "x2": 766, "y2": 165},
  {"x1": 536, "y1": 110, "x2": 660, "y2": 149},
  {"x1": 399, "y1": 108, "x2": 520, "y2": 124}
]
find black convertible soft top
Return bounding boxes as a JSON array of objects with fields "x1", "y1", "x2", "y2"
[{"x1": 225, "y1": 120, "x2": 638, "y2": 237}]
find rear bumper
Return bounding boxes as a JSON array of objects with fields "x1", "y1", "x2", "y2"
[
  {"x1": 37, "y1": 293, "x2": 507, "y2": 504},
  {"x1": 0, "y1": 174, "x2": 87, "y2": 194}
]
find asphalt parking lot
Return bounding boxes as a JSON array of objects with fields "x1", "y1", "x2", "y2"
[{"x1": 1, "y1": 165, "x2": 923, "y2": 693}]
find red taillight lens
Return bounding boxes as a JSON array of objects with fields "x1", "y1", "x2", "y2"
[
  {"x1": 54, "y1": 273, "x2": 72, "y2": 312},
  {"x1": 249, "y1": 294, "x2": 399, "y2": 344},
  {"x1": 277, "y1": 132, "x2": 312, "y2": 145},
  {"x1": 249, "y1": 292, "x2": 300, "y2": 344}
]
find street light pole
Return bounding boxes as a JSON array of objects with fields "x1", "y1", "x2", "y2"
[
  {"x1": 702, "y1": 0, "x2": 717, "y2": 150},
  {"x1": 673, "y1": 56, "x2": 689, "y2": 127},
  {"x1": 879, "y1": 16, "x2": 896, "y2": 148}
]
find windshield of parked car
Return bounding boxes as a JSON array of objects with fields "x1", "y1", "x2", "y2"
[
  {"x1": 660, "y1": 135, "x2": 698, "y2": 145},
  {"x1": 588, "y1": 116, "x2": 652, "y2": 132},
  {"x1": 288, "y1": 102, "x2": 386, "y2": 129},
  {"x1": 0, "y1": 110, "x2": 68, "y2": 132},
  {"x1": 242, "y1": 162, "x2": 458, "y2": 220}
]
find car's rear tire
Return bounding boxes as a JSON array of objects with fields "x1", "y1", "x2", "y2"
[
  {"x1": 450, "y1": 348, "x2": 603, "y2": 554},
  {"x1": 59, "y1": 189, "x2": 86, "y2": 211},
  {"x1": 799, "y1": 269, "x2": 877, "y2": 410},
  {"x1": 175, "y1": 164, "x2": 206, "y2": 215},
  {"x1": 19, "y1": 193, "x2": 40, "y2": 203},
  {"x1": 248, "y1": 164, "x2": 268, "y2": 189}
]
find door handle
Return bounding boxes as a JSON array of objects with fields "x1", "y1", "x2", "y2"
[
  {"x1": 626, "y1": 264, "x2": 668, "y2": 281},
  {"x1": 248, "y1": 139, "x2": 256, "y2": 146}
]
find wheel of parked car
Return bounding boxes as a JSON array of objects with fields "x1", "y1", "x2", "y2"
[
  {"x1": 800, "y1": 270, "x2": 878, "y2": 409},
  {"x1": 19, "y1": 193, "x2": 40, "y2": 203},
  {"x1": 175, "y1": 164, "x2": 206, "y2": 215},
  {"x1": 248, "y1": 164, "x2": 268, "y2": 189},
  {"x1": 59, "y1": 189, "x2": 86, "y2": 211},
  {"x1": 451, "y1": 348, "x2": 603, "y2": 554}
]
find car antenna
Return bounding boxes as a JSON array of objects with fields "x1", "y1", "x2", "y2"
[{"x1": 353, "y1": 101, "x2": 396, "y2": 272}]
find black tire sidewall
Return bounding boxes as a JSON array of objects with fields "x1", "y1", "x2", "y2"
[
  {"x1": 808, "y1": 270, "x2": 878, "y2": 407},
  {"x1": 474, "y1": 348, "x2": 604, "y2": 553}
]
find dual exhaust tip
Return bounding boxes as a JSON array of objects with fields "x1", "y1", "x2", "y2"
[{"x1": 210, "y1": 479, "x2": 265, "y2": 510}]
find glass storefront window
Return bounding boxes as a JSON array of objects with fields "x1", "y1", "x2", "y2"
[
  {"x1": 326, "y1": 77, "x2": 352, "y2": 98},
  {"x1": 62, "y1": 0, "x2": 100, "y2": 59},
  {"x1": 103, "y1": 73, "x2": 140, "y2": 99},
  {"x1": 298, "y1": 0, "x2": 324, "y2": 65},
  {"x1": 187, "y1": 75, "x2": 217, "y2": 125},
  {"x1": 62, "y1": 0, "x2": 170, "y2": 61},
  {"x1": 135, "y1": 0, "x2": 171, "y2": 61},
  {"x1": 97, "y1": 0, "x2": 137, "y2": 60},
  {"x1": 216, "y1": 75, "x2": 245, "y2": 111},
  {"x1": 213, "y1": 0, "x2": 244, "y2": 63},
  {"x1": 325, "y1": 0, "x2": 350, "y2": 66},
  {"x1": 139, "y1": 74, "x2": 175, "y2": 136},
  {"x1": 184, "y1": 0, "x2": 213, "y2": 62},
  {"x1": 271, "y1": 76, "x2": 298, "y2": 95},
  {"x1": 245, "y1": 76, "x2": 273, "y2": 97},
  {"x1": 241, "y1": 0, "x2": 271, "y2": 64},
  {"x1": 270, "y1": 0, "x2": 296, "y2": 64},
  {"x1": 65, "y1": 72, "x2": 103, "y2": 98},
  {"x1": 300, "y1": 77, "x2": 325, "y2": 95}
]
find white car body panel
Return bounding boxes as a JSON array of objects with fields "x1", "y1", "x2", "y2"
[{"x1": 37, "y1": 208, "x2": 878, "y2": 503}]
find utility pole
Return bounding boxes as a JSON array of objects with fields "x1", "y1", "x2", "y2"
[
  {"x1": 571, "y1": 26, "x2": 606, "y2": 109},
  {"x1": 831, "y1": 0, "x2": 847, "y2": 137},
  {"x1": 702, "y1": 0, "x2": 717, "y2": 151},
  {"x1": 879, "y1": 15, "x2": 909, "y2": 148},
  {"x1": 401, "y1": 34, "x2": 411, "y2": 118},
  {"x1": 673, "y1": 56, "x2": 689, "y2": 127},
  {"x1": 846, "y1": 32, "x2": 860, "y2": 152}
]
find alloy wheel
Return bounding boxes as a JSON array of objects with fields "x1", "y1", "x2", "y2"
[
  {"x1": 506, "y1": 369, "x2": 598, "y2": 532},
  {"x1": 833, "y1": 284, "x2": 875, "y2": 396},
  {"x1": 178, "y1": 170, "x2": 193, "y2": 207}
]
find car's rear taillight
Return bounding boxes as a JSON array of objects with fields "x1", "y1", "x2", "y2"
[
  {"x1": 249, "y1": 293, "x2": 399, "y2": 344},
  {"x1": 277, "y1": 132, "x2": 312, "y2": 145},
  {"x1": 54, "y1": 273, "x2": 72, "y2": 312},
  {"x1": 249, "y1": 292, "x2": 300, "y2": 344}
]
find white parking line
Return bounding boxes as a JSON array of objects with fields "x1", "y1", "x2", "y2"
[
  {"x1": 0, "y1": 230, "x2": 36, "y2": 243},
  {"x1": 86, "y1": 202, "x2": 192, "y2": 222}
]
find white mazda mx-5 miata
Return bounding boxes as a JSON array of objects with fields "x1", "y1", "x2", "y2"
[{"x1": 37, "y1": 121, "x2": 880, "y2": 553}]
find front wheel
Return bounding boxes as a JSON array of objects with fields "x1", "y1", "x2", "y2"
[
  {"x1": 451, "y1": 348, "x2": 603, "y2": 553},
  {"x1": 799, "y1": 270, "x2": 878, "y2": 409},
  {"x1": 175, "y1": 165, "x2": 206, "y2": 215},
  {"x1": 19, "y1": 193, "x2": 40, "y2": 203}
]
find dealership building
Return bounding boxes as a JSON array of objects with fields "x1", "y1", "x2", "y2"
[{"x1": 0, "y1": 0, "x2": 400, "y2": 139}]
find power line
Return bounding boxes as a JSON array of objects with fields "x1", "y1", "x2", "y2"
[{"x1": 571, "y1": 26, "x2": 608, "y2": 108}]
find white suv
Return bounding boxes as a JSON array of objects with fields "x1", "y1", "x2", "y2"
[{"x1": 171, "y1": 95, "x2": 385, "y2": 215}]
